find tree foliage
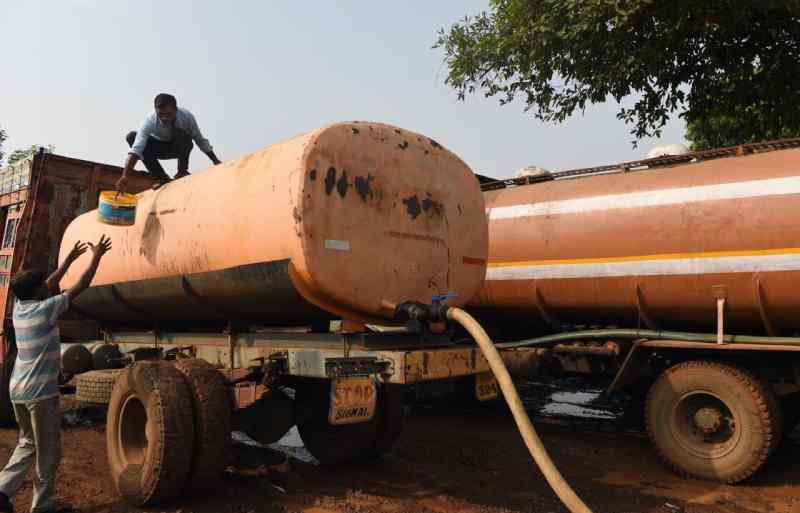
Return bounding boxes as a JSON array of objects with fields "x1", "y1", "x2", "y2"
[
  {"x1": 436, "y1": 1, "x2": 800, "y2": 147},
  {"x1": 0, "y1": 127, "x2": 6, "y2": 166},
  {"x1": 685, "y1": 102, "x2": 800, "y2": 150},
  {"x1": 6, "y1": 145, "x2": 55, "y2": 167}
]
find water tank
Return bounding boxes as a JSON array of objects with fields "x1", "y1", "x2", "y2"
[
  {"x1": 59, "y1": 122, "x2": 488, "y2": 326},
  {"x1": 471, "y1": 147, "x2": 800, "y2": 335}
]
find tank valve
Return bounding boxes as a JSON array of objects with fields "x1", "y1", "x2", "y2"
[{"x1": 391, "y1": 293, "x2": 457, "y2": 324}]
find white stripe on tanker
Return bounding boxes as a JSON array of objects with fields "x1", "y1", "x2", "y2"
[
  {"x1": 486, "y1": 253, "x2": 800, "y2": 280},
  {"x1": 488, "y1": 176, "x2": 800, "y2": 220}
]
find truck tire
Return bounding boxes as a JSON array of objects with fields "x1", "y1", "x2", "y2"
[
  {"x1": 236, "y1": 387, "x2": 296, "y2": 445},
  {"x1": 780, "y1": 393, "x2": 800, "y2": 435},
  {"x1": 173, "y1": 359, "x2": 232, "y2": 490},
  {"x1": 296, "y1": 378, "x2": 404, "y2": 465},
  {"x1": 106, "y1": 362, "x2": 195, "y2": 506},
  {"x1": 92, "y1": 344, "x2": 123, "y2": 370},
  {"x1": 373, "y1": 383, "x2": 404, "y2": 456},
  {"x1": 75, "y1": 369, "x2": 122, "y2": 404},
  {"x1": 646, "y1": 360, "x2": 782, "y2": 483},
  {"x1": 61, "y1": 344, "x2": 92, "y2": 377}
]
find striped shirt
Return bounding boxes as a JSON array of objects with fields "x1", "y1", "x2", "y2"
[{"x1": 10, "y1": 294, "x2": 69, "y2": 403}]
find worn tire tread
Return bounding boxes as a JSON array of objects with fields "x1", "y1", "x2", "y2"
[
  {"x1": 107, "y1": 362, "x2": 195, "y2": 506},
  {"x1": 645, "y1": 360, "x2": 780, "y2": 484},
  {"x1": 75, "y1": 369, "x2": 121, "y2": 404},
  {"x1": 173, "y1": 359, "x2": 231, "y2": 490}
]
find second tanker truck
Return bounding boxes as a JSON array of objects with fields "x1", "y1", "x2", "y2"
[{"x1": 471, "y1": 139, "x2": 800, "y2": 484}]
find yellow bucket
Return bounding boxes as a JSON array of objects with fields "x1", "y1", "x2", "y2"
[{"x1": 98, "y1": 191, "x2": 138, "y2": 226}]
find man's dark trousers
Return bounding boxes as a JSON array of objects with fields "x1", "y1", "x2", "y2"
[{"x1": 125, "y1": 129, "x2": 194, "y2": 181}]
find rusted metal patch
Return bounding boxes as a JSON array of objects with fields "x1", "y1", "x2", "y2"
[
  {"x1": 403, "y1": 348, "x2": 491, "y2": 382},
  {"x1": 233, "y1": 382, "x2": 267, "y2": 410},
  {"x1": 462, "y1": 256, "x2": 487, "y2": 266},
  {"x1": 387, "y1": 231, "x2": 444, "y2": 244}
]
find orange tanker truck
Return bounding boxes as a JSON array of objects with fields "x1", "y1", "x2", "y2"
[
  {"x1": 0, "y1": 123, "x2": 513, "y2": 507},
  {"x1": 471, "y1": 139, "x2": 800, "y2": 484}
]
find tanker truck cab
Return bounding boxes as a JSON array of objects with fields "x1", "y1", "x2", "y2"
[
  {"x1": 0, "y1": 124, "x2": 499, "y2": 507},
  {"x1": 473, "y1": 137, "x2": 800, "y2": 486}
]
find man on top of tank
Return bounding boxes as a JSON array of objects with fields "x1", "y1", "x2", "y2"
[{"x1": 116, "y1": 93, "x2": 221, "y2": 192}]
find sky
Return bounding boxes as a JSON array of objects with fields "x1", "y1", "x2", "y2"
[{"x1": 0, "y1": 1, "x2": 687, "y2": 179}]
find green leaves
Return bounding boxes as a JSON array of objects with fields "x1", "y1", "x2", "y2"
[
  {"x1": 436, "y1": 0, "x2": 800, "y2": 148},
  {"x1": 0, "y1": 127, "x2": 6, "y2": 166},
  {"x1": 6, "y1": 145, "x2": 55, "y2": 167}
]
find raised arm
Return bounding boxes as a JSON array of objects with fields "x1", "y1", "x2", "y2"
[
  {"x1": 65, "y1": 235, "x2": 112, "y2": 302},
  {"x1": 45, "y1": 240, "x2": 87, "y2": 293}
]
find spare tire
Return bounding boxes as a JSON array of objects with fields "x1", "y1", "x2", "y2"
[
  {"x1": 75, "y1": 369, "x2": 122, "y2": 404},
  {"x1": 173, "y1": 359, "x2": 232, "y2": 490},
  {"x1": 92, "y1": 344, "x2": 123, "y2": 370},
  {"x1": 61, "y1": 344, "x2": 92, "y2": 376},
  {"x1": 106, "y1": 362, "x2": 195, "y2": 506}
]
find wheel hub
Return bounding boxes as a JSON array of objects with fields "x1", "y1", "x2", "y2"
[{"x1": 693, "y1": 406, "x2": 723, "y2": 434}]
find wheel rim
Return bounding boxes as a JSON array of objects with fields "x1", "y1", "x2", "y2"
[
  {"x1": 119, "y1": 395, "x2": 148, "y2": 465},
  {"x1": 669, "y1": 390, "x2": 740, "y2": 459}
]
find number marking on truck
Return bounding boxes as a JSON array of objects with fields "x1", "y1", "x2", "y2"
[{"x1": 475, "y1": 372, "x2": 499, "y2": 402}]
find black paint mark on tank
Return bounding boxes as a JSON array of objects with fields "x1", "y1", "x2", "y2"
[
  {"x1": 336, "y1": 170, "x2": 349, "y2": 198},
  {"x1": 325, "y1": 167, "x2": 337, "y2": 195},
  {"x1": 293, "y1": 207, "x2": 302, "y2": 223},
  {"x1": 309, "y1": 169, "x2": 317, "y2": 181},
  {"x1": 354, "y1": 174, "x2": 374, "y2": 202},
  {"x1": 351, "y1": 127, "x2": 360, "y2": 135},
  {"x1": 394, "y1": 129, "x2": 402, "y2": 135},
  {"x1": 402, "y1": 195, "x2": 421, "y2": 219},
  {"x1": 398, "y1": 141, "x2": 409, "y2": 150},
  {"x1": 421, "y1": 193, "x2": 444, "y2": 216},
  {"x1": 428, "y1": 138, "x2": 442, "y2": 149}
]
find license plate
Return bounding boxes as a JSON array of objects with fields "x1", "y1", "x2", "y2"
[
  {"x1": 329, "y1": 377, "x2": 377, "y2": 425},
  {"x1": 475, "y1": 372, "x2": 499, "y2": 402}
]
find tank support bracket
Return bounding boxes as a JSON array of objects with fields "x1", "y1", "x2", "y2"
[
  {"x1": 713, "y1": 285, "x2": 728, "y2": 344},
  {"x1": 635, "y1": 284, "x2": 659, "y2": 330},
  {"x1": 756, "y1": 279, "x2": 779, "y2": 337},
  {"x1": 534, "y1": 286, "x2": 561, "y2": 330}
]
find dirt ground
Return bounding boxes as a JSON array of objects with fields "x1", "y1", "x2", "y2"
[{"x1": 0, "y1": 387, "x2": 799, "y2": 513}]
